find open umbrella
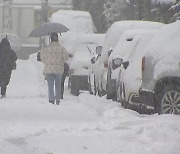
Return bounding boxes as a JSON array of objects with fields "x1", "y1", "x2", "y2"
[
  {"x1": 0, "y1": 33, "x2": 22, "y2": 51},
  {"x1": 28, "y1": 22, "x2": 69, "y2": 37}
]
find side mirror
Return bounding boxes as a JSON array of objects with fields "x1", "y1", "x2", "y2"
[
  {"x1": 91, "y1": 57, "x2": 96, "y2": 64},
  {"x1": 96, "y1": 46, "x2": 102, "y2": 55},
  {"x1": 112, "y1": 58, "x2": 122, "y2": 70},
  {"x1": 126, "y1": 38, "x2": 133, "y2": 41},
  {"x1": 108, "y1": 49, "x2": 113, "y2": 57},
  {"x1": 69, "y1": 54, "x2": 73, "y2": 58},
  {"x1": 122, "y1": 61, "x2": 129, "y2": 69}
]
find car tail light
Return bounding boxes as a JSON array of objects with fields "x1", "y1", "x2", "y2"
[
  {"x1": 104, "y1": 63, "x2": 108, "y2": 68},
  {"x1": 69, "y1": 69, "x2": 74, "y2": 75},
  {"x1": 142, "y1": 57, "x2": 145, "y2": 71}
]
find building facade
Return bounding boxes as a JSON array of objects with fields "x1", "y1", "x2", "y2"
[{"x1": 0, "y1": 0, "x2": 72, "y2": 45}]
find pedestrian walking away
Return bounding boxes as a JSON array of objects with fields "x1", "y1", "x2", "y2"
[
  {"x1": 40, "y1": 33, "x2": 69, "y2": 105},
  {"x1": 0, "y1": 38, "x2": 17, "y2": 98}
]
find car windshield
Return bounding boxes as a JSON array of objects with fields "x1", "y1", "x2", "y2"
[{"x1": 74, "y1": 43, "x2": 98, "y2": 56}]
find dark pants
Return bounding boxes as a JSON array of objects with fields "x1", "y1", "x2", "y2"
[
  {"x1": 61, "y1": 73, "x2": 66, "y2": 98},
  {"x1": 1, "y1": 85, "x2": 7, "y2": 96}
]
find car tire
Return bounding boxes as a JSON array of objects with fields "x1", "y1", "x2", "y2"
[
  {"x1": 70, "y1": 77, "x2": 79, "y2": 96},
  {"x1": 68, "y1": 77, "x2": 71, "y2": 89},
  {"x1": 106, "y1": 93, "x2": 113, "y2": 99},
  {"x1": 88, "y1": 75, "x2": 97, "y2": 95},
  {"x1": 116, "y1": 84, "x2": 121, "y2": 102},
  {"x1": 157, "y1": 84, "x2": 180, "y2": 114},
  {"x1": 121, "y1": 83, "x2": 128, "y2": 109}
]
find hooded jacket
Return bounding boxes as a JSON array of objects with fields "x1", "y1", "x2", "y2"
[
  {"x1": 40, "y1": 42, "x2": 69, "y2": 74},
  {"x1": 0, "y1": 38, "x2": 17, "y2": 86}
]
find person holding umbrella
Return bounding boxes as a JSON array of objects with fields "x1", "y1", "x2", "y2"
[{"x1": 40, "y1": 33, "x2": 69, "y2": 105}]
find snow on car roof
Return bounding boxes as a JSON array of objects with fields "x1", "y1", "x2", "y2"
[
  {"x1": 145, "y1": 20, "x2": 180, "y2": 59},
  {"x1": 144, "y1": 20, "x2": 180, "y2": 78},
  {"x1": 50, "y1": 10, "x2": 95, "y2": 33},
  {"x1": 110, "y1": 29, "x2": 158, "y2": 61},
  {"x1": 101, "y1": 20, "x2": 164, "y2": 63}
]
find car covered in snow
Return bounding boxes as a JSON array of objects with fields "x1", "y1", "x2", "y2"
[
  {"x1": 139, "y1": 21, "x2": 180, "y2": 115},
  {"x1": 98, "y1": 20, "x2": 164, "y2": 98},
  {"x1": 50, "y1": 10, "x2": 96, "y2": 54},
  {"x1": 69, "y1": 34, "x2": 105, "y2": 96},
  {"x1": 115, "y1": 30, "x2": 158, "y2": 112}
]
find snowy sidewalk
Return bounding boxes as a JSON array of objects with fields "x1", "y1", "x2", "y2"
[{"x1": 0, "y1": 54, "x2": 180, "y2": 154}]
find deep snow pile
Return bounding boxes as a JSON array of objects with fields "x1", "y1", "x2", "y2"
[{"x1": 0, "y1": 53, "x2": 180, "y2": 154}]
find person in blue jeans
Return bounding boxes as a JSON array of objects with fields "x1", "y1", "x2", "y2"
[{"x1": 40, "y1": 33, "x2": 69, "y2": 105}]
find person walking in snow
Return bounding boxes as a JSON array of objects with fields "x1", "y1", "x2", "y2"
[
  {"x1": 0, "y1": 38, "x2": 17, "y2": 98},
  {"x1": 40, "y1": 33, "x2": 69, "y2": 105}
]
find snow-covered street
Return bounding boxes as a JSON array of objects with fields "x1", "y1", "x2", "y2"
[{"x1": 0, "y1": 54, "x2": 180, "y2": 154}]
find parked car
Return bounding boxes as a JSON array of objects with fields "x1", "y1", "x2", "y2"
[
  {"x1": 98, "y1": 20, "x2": 164, "y2": 99},
  {"x1": 105, "y1": 21, "x2": 164, "y2": 100},
  {"x1": 115, "y1": 30, "x2": 158, "y2": 112},
  {"x1": 139, "y1": 21, "x2": 180, "y2": 115},
  {"x1": 50, "y1": 10, "x2": 96, "y2": 54},
  {"x1": 69, "y1": 34, "x2": 105, "y2": 96}
]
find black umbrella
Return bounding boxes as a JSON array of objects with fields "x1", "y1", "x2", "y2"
[{"x1": 28, "y1": 22, "x2": 69, "y2": 37}]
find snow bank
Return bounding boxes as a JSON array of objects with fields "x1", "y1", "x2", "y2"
[
  {"x1": 79, "y1": 93, "x2": 118, "y2": 116},
  {"x1": 79, "y1": 93, "x2": 180, "y2": 154}
]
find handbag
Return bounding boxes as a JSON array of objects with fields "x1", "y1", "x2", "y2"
[{"x1": 37, "y1": 52, "x2": 42, "y2": 61}]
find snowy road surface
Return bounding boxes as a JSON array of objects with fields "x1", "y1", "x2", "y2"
[{"x1": 0, "y1": 54, "x2": 180, "y2": 154}]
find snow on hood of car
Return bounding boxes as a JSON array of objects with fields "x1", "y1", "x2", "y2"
[{"x1": 69, "y1": 34, "x2": 105, "y2": 71}]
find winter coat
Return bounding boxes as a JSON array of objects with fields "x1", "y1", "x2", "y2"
[
  {"x1": 0, "y1": 38, "x2": 17, "y2": 86},
  {"x1": 40, "y1": 42, "x2": 69, "y2": 75}
]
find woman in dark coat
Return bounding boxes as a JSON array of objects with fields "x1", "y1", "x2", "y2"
[{"x1": 0, "y1": 38, "x2": 17, "y2": 98}]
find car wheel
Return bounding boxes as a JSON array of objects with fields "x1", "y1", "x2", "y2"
[
  {"x1": 88, "y1": 76, "x2": 93, "y2": 95},
  {"x1": 93, "y1": 78, "x2": 97, "y2": 95},
  {"x1": 116, "y1": 85, "x2": 122, "y2": 106},
  {"x1": 116, "y1": 84, "x2": 121, "y2": 102},
  {"x1": 158, "y1": 84, "x2": 180, "y2": 114},
  {"x1": 106, "y1": 93, "x2": 113, "y2": 99},
  {"x1": 89, "y1": 75, "x2": 97, "y2": 95},
  {"x1": 70, "y1": 77, "x2": 79, "y2": 96},
  {"x1": 68, "y1": 77, "x2": 71, "y2": 89},
  {"x1": 97, "y1": 85, "x2": 102, "y2": 96},
  {"x1": 121, "y1": 83, "x2": 128, "y2": 108}
]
